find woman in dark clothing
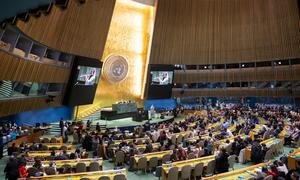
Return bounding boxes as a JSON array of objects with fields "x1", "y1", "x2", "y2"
[
  {"x1": 4, "y1": 157, "x2": 19, "y2": 180},
  {"x1": 215, "y1": 148, "x2": 229, "y2": 173},
  {"x1": 251, "y1": 140, "x2": 264, "y2": 164}
]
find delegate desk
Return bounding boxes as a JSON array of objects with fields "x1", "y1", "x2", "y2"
[
  {"x1": 26, "y1": 143, "x2": 73, "y2": 150},
  {"x1": 133, "y1": 150, "x2": 172, "y2": 168},
  {"x1": 20, "y1": 150, "x2": 85, "y2": 159},
  {"x1": 106, "y1": 137, "x2": 150, "y2": 146},
  {"x1": 245, "y1": 138, "x2": 283, "y2": 162},
  {"x1": 29, "y1": 169, "x2": 126, "y2": 180},
  {"x1": 27, "y1": 158, "x2": 103, "y2": 170},
  {"x1": 38, "y1": 136, "x2": 63, "y2": 144},
  {"x1": 162, "y1": 155, "x2": 215, "y2": 179},
  {"x1": 288, "y1": 148, "x2": 300, "y2": 170},
  {"x1": 203, "y1": 161, "x2": 271, "y2": 180}
]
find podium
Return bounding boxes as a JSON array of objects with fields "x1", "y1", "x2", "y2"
[{"x1": 101, "y1": 102, "x2": 138, "y2": 121}]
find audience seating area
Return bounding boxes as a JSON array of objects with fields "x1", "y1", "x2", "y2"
[{"x1": 2, "y1": 104, "x2": 300, "y2": 180}]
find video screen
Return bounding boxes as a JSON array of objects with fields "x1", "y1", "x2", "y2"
[
  {"x1": 75, "y1": 66, "x2": 101, "y2": 86},
  {"x1": 150, "y1": 71, "x2": 173, "y2": 85}
]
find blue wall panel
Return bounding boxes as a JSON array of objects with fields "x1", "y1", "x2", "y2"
[
  {"x1": 145, "y1": 99, "x2": 176, "y2": 111},
  {"x1": 0, "y1": 106, "x2": 73, "y2": 126}
]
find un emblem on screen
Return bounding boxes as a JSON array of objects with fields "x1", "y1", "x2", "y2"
[{"x1": 103, "y1": 55, "x2": 129, "y2": 84}]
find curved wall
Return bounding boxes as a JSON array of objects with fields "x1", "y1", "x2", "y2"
[
  {"x1": 149, "y1": 0, "x2": 300, "y2": 65},
  {"x1": 16, "y1": 0, "x2": 116, "y2": 59}
]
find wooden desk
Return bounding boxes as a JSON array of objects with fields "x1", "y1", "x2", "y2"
[
  {"x1": 29, "y1": 169, "x2": 126, "y2": 180},
  {"x1": 8, "y1": 131, "x2": 43, "y2": 147},
  {"x1": 39, "y1": 136, "x2": 63, "y2": 144},
  {"x1": 245, "y1": 138, "x2": 283, "y2": 162},
  {"x1": 278, "y1": 126, "x2": 290, "y2": 139},
  {"x1": 134, "y1": 150, "x2": 172, "y2": 163},
  {"x1": 167, "y1": 131, "x2": 192, "y2": 139},
  {"x1": 203, "y1": 161, "x2": 271, "y2": 180},
  {"x1": 26, "y1": 158, "x2": 103, "y2": 169},
  {"x1": 162, "y1": 155, "x2": 215, "y2": 179},
  {"x1": 20, "y1": 150, "x2": 84, "y2": 158},
  {"x1": 26, "y1": 143, "x2": 73, "y2": 150},
  {"x1": 110, "y1": 137, "x2": 150, "y2": 145},
  {"x1": 288, "y1": 148, "x2": 300, "y2": 170}
]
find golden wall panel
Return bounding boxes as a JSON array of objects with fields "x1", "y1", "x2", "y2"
[{"x1": 77, "y1": 0, "x2": 154, "y2": 118}]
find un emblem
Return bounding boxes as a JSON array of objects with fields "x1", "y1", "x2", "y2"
[{"x1": 103, "y1": 55, "x2": 129, "y2": 84}]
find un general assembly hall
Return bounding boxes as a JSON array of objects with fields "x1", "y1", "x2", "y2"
[{"x1": 0, "y1": 0, "x2": 299, "y2": 179}]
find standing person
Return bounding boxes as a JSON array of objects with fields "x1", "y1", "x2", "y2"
[
  {"x1": 62, "y1": 124, "x2": 68, "y2": 143},
  {"x1": 4, "y1": 157, "x2": 19, "y2": 180},
  {"x1": 0, "y1": 129, "x2": 3, "y2": 159},
  {"x1": 215, "y1": 148, "x2": 229, "y2": 173},
  {"x1": 59, "y1": 118, "x2": 64, "y2": 136}
]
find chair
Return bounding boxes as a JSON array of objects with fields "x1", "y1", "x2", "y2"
[
  {"x1": 171, "y1": 135, "x2": 176, "y2": 144},
  {"x1": 76, "y1": 162, "x2": 87, "y2": 173},
  {"x1": 188, "y1": 153, "x2": 196, "y2": 159},
  {"x1": 50, "y1": 137, "x2": 57, "y2": 143},
  {"x1": 89, "y1": 162, "x2": 100, "y2": 171},
  {"x1": 238, "y1": 148, "x2": 246, "y2": 164},
  {"x1": 167, "y1": 166, "x2": 179, "y2": 180},
  {"x1": 61, "y1": 145, "x2": 68, "y2": 151},
  {"x1": 177, "y1": 135, "x2": 183, "y2": 144},
  {"x1": 264, "y1": 150, "x2": 272, "y2": 160},
  {"x1": 62, "y1": 164, "x2": 72, "y2": 174},
  {"x1": 193, "y1": 163, "x2": 204, "y2": 179},
  {"x1": 115, "y1": 151, "x2": 125, "y2": 166},
  {"x1": 181, "y1": 165, "x2": 192, "y2": 180},
  {"x1": 44, "y1": 167, "x2": 56, "y2": 175},
  {"x1": 205, "y1": 159, "x2": 216, "y2": 176},
  {"x1": 33, "y1": 138, "x2": 41, "y2": 143},
  {"x1": 149, "y1": 157, "x2": 158, "y2": 171},
  {"x1": 41, "y1": 145, "x2": 49, "y2": 150},
  {"x1": 169, "y1": 145, "x2": 175, "y2": 150},
  {"x1": 98, "y1": 176, "x2": 110, "y2": 180},
  {"x1": 27, "y1": 167, "x2": 39, "y2": 177},
  {"x1": 264, "y1": 175, "x2": 273, "y2": 180},
  {"x1": 113, "y1": 174, "x2": 126, "y2": 180},
  {"x1": 228, "y1": 155, "x2": 237, "y2": 170},
  {"x1": 138, "y1": 147, "x2": 145, "y2": 153},
  {"x1": 162, "y1": 154, "x2": 171, "y2": 163},
  {"x1": 137, "y1": 139, "x2": 143, "y2": 145},
  {"x1": 137, "y1": 157, "x2": 147, "y2": 173},
  {"x1": 42, "y1": 138, "x2": 50, "y2": 143}
]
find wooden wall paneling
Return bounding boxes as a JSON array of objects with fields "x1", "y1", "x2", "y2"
[
  {"x1": 150, "y1": 0, "x2": 300, "y2": 65},
  {"x1": 0, "y1": 96, "x2": 63, "y2": 117},
  {"x1": 0, "y1": 50, "x2": 70, "y2": 83},
  {"x1": 174, "y1": 66, "x2": 298, "y2": 84},
  {"x1": 17, "y1": 0, "x2": 116, "y2": 59}
]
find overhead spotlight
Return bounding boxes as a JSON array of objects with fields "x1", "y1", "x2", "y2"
[
  {"x1": 204, "y1": 66, "x2": 207, "y2": 69},
  {"x1": 278, "y1": 61, "x2": 281, "y2": 65},
  {"x1": 241, "y1": 64, "x2": 245, "y2": 68}
]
